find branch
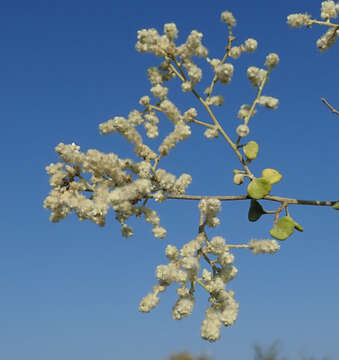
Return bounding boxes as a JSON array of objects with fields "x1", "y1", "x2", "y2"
[
  {"x1": 321, "y1": 97, "x2": 339, "y2": 115},
  {"x1": 154, "y1": 193, "x2": 337, "y2": 206},
  {"x1": 168, "y1": 52, "x2": 254, "y2": 179}
]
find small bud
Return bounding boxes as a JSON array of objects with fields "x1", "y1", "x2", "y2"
[{"x1": 233, "y1": 173, "x2": 244, "y2": 185}]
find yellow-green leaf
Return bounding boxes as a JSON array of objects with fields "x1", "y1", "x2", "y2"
[
  {"x1": 270, "y1": 216, "x2": 295, "y2": 240},
  {"x1": 248, "y1": 199, "x2": 265, "y2": 222},
  {"x1": 247, "y1": 178, "x2": 271, "y2": 200},
  {"x1": 294, "y1": 220, "x2": 304, "y2": 232},
  {"x1": 243, "y1": 141, "x2": 259, "y2": 160},
  {"x1": 332, "y1": 201, "x2": 339, "y2": 210},
  {"x1": 262, "y1": 168, "x2": 282, "y2": 184}
]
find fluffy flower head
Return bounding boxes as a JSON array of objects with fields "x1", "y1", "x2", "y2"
[{"x1": 220, "y1": 11, "x2": 236, "y2": 26}]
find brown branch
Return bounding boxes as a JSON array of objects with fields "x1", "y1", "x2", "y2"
[
  {"x1": 321, "y1": 97, "x2": 339, "y2": 115},
  {"x1": 153, "y1": 193, "x2": 337, "y2": 206}
]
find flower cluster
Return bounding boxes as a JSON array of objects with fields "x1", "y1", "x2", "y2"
[
  {"x1": 317, "y1": 27, "x2": 338, "y2": 51},
  {"x1": 213, "y1": 62, "x2": 234, "y2": 84},
  {"x1": 44, "y1": 141, "x2": 192, "y2": 238},
  {"x1": 287, "y1": 1, "x2": 339, "y2": 51},
  {"x1": 229, "y1": 38, "x2": 258, "y2": 59},
  {"x1": 198, "y1": 198, "x2": 221, "y2": 227},
  {"x1": 136, "y1": 24, "x2": 208, "y2": 94},
  {"x1": 139, "y1": 199, "x2": 244, "y2": 342},
  {"x1": 286, "y1": 13, "x2": 312, "y2": 28},
  {"x1": 237, "y1": 104, "x2": 256, "y2": 120},
  {"x1": 247, "y1": 66, "x2": 268, "y2": 88},
  {"x1": 320, "y1": 0, "x2": 339, "y2": 19},
  {"x1": 258, "y1": 96, "x2": 279, "y2": 110},
  {"x1": 204, "y1": 126, "x2": 219, "y2": 139},
  {"x1": 248, "y1": 239, "x2": 280, "y2": 254},
  {"x1": 221, "y1": 11, "x2": 236, "y2": 27}
]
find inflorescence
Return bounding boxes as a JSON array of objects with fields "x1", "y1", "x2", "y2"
[{"x1": 44, "y1": 1, "x2": 339, "y2": 342}]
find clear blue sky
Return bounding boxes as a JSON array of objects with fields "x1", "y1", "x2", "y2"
[{"x1": 1, "y1": 0, "x2": 339, "y2": 359}]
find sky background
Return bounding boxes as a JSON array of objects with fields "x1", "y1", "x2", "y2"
[{"x1": 1, "y1": 0, "x2": 339, "y2": 359}]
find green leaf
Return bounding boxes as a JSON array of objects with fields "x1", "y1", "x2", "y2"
[
  {"x1": 243, "y1": 141, "x2": 259, "y2": 160},
  {"x1": 247, "y1": 178, "x2": 271, "y2": 200},
  {"x1": 294, "y1": 220, "x2": 304, "y2": 232},
  {"x1": 262, "y1": 168, "x2": 282, "y2": 185},
  {"x1": 270, "y1": 216, "x2": 295, "y2": 240},
  {"x1": 332, "y1": 201, "x2": 339, "y2": 210},
  {"x1": 248, "y1": 199, "x2": 265, "y2": 222}
]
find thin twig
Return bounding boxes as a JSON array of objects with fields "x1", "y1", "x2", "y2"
[
  {"x1": 321, "y1": 97, "x2": 339, "y2": 115},
  {"x1": 205, "y1": 25, "x2": 235, "y2": 100},
  {"x1": 274, "y1": 201, "x2": 288, "y2": 224},
  {"x1": 192, "y1": 119, "x2": 215, "y2": 128}
]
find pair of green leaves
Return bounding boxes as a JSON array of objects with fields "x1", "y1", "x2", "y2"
[
  {"x1": 248, "y1": 200, "x2": 303, "y2": 241},
  {"x1": 270, "y1": 216, "x2": 303, "y2": 240},
  {"x1": 247, "y1": 168, "x2": 282, "y2": 200}
]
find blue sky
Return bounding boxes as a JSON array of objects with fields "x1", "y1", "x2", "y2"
[{"x1": 1, "y1": 0, "x2": 339, "y2": 359}]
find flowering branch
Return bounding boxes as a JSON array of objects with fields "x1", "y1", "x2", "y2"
[{"x1": 44, "y1": 0, "x2": 339, "y2": 344}]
